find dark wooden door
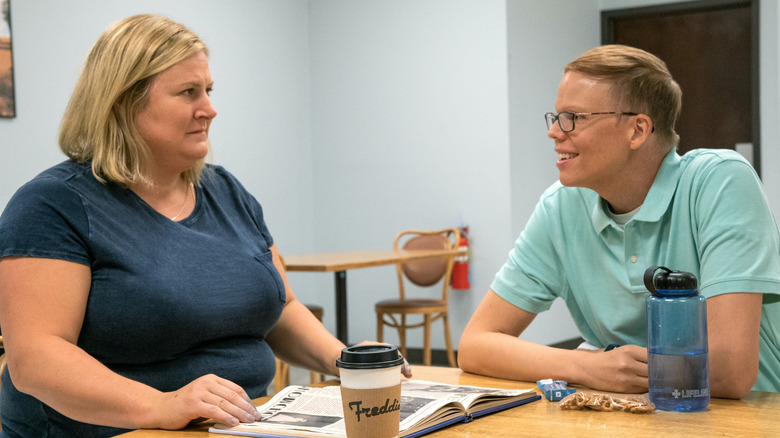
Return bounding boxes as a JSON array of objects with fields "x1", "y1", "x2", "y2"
[{"x1": 602, "y1": 0, "x2": 759, "y2": 172}]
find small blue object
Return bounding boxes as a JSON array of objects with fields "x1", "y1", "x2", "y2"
[{"x1": 537, "y1": 379, "x2": 576, "y2": 401}]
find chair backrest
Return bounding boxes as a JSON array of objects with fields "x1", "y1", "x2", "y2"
[{"x1": 394, "y1": 228, "x2": 460, "y2": 300}]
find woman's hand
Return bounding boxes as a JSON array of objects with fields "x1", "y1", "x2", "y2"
[{"x1": 151, "y1": 374, "x2": 261, "y2": 430}]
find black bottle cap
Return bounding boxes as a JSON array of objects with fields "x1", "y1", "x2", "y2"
[{"x1": 644, "y1": 266, "x2": 698, "y2": 297}]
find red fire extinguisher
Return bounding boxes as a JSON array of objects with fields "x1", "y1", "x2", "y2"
[{"x1": 452, "y1": 226, "x2": 470, "y2": 289}]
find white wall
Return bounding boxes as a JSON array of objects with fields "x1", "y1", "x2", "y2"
[
  {"x1": 305, "y1": 0, "x2": 513, "y2": 347},
  {"x1": 505, "y1": 0, "x2": 602, "y2": 345},
  {"x1": 1, "y1": 0, "x2": 777, "y2": 352},
  {"x1": 759, "y1": 0, "x2": 780, "y2": 219}
]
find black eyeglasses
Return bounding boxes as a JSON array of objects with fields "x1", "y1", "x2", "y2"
[{"x1": 545, "y1": 111, "x2": 640, "y2": 133}]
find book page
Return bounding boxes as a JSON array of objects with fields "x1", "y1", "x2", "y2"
[
  {"x1": 398, "y1": 380, "x2": 536, "y2": 430},
  {"x1": 210, "y1": 380, "x2": 537, "y2": 437},
  {"x1": 235, "y1": 385, "x2": 346, "y2": 436}
]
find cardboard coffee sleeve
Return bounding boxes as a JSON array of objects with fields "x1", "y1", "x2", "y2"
[{"x1": 340, "y1": 383, "x2": 401, "y2": 438}]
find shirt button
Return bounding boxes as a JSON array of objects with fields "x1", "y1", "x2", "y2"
[{"x1": 630, "y1": 255, "x2": 638, "y2": 263}]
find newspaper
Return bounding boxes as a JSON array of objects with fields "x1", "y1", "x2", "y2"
[{"x1": 210, "y1": 379, "x2": 539, "y2": 437}]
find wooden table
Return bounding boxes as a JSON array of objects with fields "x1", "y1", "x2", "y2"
[
  {"x1": 119, "y1": 365, "x2": 780, "y2": 437},
  {"x1": 283, "y1": 249, "x2": 463, "y2": 344}
]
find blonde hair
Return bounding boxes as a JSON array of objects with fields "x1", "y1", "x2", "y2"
[
  {"x1": 59, "y1": 14, "x2": 209, "y2": 186},
  {"x1": 565, "y1": 44, "x2": 682, "y2": 152}
]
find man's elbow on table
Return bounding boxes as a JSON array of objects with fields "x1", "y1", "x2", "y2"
[
  {"x1": 712, "y1": 367, "x2": 757, "y2": 400},
  {"x1": 457, "y1": 329, "x2": 507, "y2": 377},
  {"x1": 456, "y1": 331, "x2": 483, "y2": 374},
  {"x1": 710, "y1": 343, "x2": 758, "y2": 399}
]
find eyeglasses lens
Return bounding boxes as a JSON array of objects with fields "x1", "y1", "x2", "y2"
[
  {"x1": 559, "y1": 113, "x2": 573, "y2": 131},
  {"x1": 546, "y1": 112, "x2": 574, "y2": 132}
]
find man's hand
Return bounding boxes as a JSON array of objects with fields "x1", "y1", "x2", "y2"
[{"x1": 578, "y1": 345, "x2": 648, "y2": 393}]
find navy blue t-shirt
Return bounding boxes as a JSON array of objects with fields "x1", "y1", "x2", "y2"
[{"x1": 0, "y1": 160, "x2": 285, "y2": 437}]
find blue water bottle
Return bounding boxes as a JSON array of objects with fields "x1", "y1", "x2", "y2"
[{"x1": 644, "y1": 266, "x2": 710, "y2": 412}]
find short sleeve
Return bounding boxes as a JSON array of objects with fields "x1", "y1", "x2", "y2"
[
  {"x1": 688, "y1": 156, "x2": 780, "y2": 297},
  {"x1": 0, "y1": 177, "x2": 92, "y2": 265},
  {"x1": 491, "y1": 192, "x2": 564, "y2": 314}
]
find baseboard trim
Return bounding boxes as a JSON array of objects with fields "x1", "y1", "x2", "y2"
[{"x1": 404, "y1": 348, "x2": 456, "y2": 366}]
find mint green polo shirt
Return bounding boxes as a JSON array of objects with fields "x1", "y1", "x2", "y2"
[{"x1": 492, "y1": 149, "x2": 780, "y2": 392}]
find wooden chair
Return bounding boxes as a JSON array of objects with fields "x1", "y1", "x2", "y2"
[{"x1": 375, "y1": 228, "x2": 460, "y2": 367}]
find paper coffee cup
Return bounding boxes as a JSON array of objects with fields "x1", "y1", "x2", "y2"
[{"x1": 336, "y1": 345, "x2": 403, "y2": 438}]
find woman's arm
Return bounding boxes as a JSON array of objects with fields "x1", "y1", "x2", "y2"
[
  {"x1": 265, "y1": 245, "x2": 346, "y2": 377},
  {"x1": 458, "y1": 290, "x2": 649, "y2": 393},
  {"x1": 0, "y1": 256, "x2": 261, "y2": 430}
]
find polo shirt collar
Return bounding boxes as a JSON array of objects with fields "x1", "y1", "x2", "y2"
[{"x1": 591, "y1": 150, "x2": 681, "y2": 232}]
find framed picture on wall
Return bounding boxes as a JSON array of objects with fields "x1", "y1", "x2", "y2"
[{"x1": 1, "y1": 0, "x2": 15, "y2": 118}]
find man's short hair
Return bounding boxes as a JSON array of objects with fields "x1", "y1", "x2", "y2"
[{"x1": 565, "y1": 44, "x2": 682, "y2": 151}]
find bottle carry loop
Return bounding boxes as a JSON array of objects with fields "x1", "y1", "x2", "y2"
[
  {"x1": 644, "y1": 265, "x2": 698, "y2": 297},
  {"x1": 643, "y1": 266, "x2": 670, "y2": 296}
]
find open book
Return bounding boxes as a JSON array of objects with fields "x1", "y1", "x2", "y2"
[{"x1": 210, "y1": 379, "x2": 541, "y2": 438}]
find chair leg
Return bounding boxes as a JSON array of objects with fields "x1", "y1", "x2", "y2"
[
  {"x1": 274, "y1": 358, "x2": 290, "y2": 394},
  {"x1": 376, "y1": 311, "x2": 384, "y2": 343},
  {"x1": 442, "y1": 312, "x2": 456, "y2": 367},
  {"x1": 423, "y1": 314, "x2": 432, "y2": 366},
  {"x1": 398, "y1": 314, "x2": 408, "y2": 359}
]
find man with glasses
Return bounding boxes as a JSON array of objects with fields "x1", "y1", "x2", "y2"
[{"x1": 459, "y1": 45, "x2": 780, "y2": 397}]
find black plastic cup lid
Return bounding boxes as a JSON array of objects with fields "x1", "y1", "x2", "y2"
[{"x1": 335, "y1": 345, "x2": 404, "y2": 370}]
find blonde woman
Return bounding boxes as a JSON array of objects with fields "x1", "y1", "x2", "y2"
[{"x1": 0, "y1": 14, "x2": 348, "y2": 436}]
